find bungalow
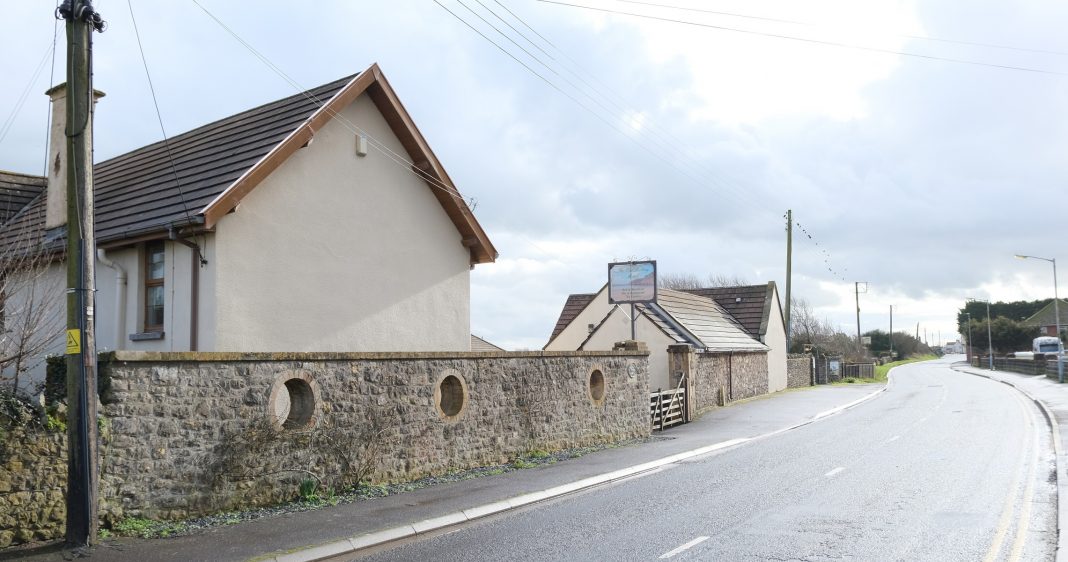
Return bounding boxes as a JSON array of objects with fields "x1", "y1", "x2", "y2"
[
  {"x1": 544, "y1": 284, "x2": 770, "y2": 393},
  {"x1": 1021, "y1": 299, "x2": 1068, "y2": 339},
  {"x1": 0, "y1": 63, "x2": 497, "y2": 392},
  {"x1": 681, "y1": 283, "x2": 788, "y2": 392}
]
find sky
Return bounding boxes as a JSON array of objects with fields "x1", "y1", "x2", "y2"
[{"x1": 2, "y1": 0, "x2": 1066, "y2": 350}]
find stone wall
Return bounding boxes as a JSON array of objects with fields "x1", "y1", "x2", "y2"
[
  {"x1": 787, "y1": 354, "x2": 813, "y2": 388},
  {"x1": 97, "y1": 350, "x2": 649, "y2": 521},
  {"x1": 689, "y1": 351, "x2": 769, "y2": 415},
  {"x1": 0, "y1": 428, "x2": 66, "y2": 547}
]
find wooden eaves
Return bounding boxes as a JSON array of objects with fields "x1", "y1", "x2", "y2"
[{"x1": 200, "y1": 63, "x2": 497, "y2": 265}]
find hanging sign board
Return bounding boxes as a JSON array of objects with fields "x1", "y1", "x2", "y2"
[{"x1": 608, "y1": 260, "x2": 657, "y2": 304}]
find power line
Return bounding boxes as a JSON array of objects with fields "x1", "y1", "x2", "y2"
[
  {"x1": 618, "y1": 0, "x2": 1068, "y2": 57},
  {"x1": 126, "y1": 0, "x2": 195, "y2": 229},
  {"x1": 488, "y1": 2, "x2": 817, "y2": 232},
  {"x1": 441, "y1": 0, "x2": 777, "y2": 215},
  {"x1": 42, "y1": 0, "x2": 62, "y2": 179},
  {"x1": 538, "y1": 0, "x2": 1068, "y2": 77},
  {"x1": 0, "y1": 42, "x2": 55, "y2": 148}
]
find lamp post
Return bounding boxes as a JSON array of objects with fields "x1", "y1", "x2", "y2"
[
  {"x1": 965, "y1": 312, "x2": 972, "y2": 363},
  {"x1": 968, "y1": 298, "x2": 994, "y2": 370},
  {"x1": 1015, "y1": 254, "x2": 1063, "y2": 383}
]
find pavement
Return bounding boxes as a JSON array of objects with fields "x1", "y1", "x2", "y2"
[
  {"x1": 950, "y1": 360, "x2": 1068, "y2": 562},
  {"x1": 14, "y1": 359, "x2": 1064, "y2": 562}
]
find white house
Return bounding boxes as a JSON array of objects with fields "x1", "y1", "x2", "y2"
[
  {"x1": 544, "y1": 284, "x2": 771, "y2": 390},
  {"x1": 546, "y1": 279, "x2": 790, "y2": 393},
  {"x1": 0, "y1": 63, "x2": 497, "y2": 392}
]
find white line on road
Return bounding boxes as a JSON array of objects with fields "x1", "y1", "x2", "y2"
[
  {"x1": 886, "y1": 435, "x2": 900, "y2": 443},
  {"x1": 659, "y1": 536, "x2": 709, "y2": 559},
  {"x1": 825, "y1": 467, "x2": 845, "y2": 477}
]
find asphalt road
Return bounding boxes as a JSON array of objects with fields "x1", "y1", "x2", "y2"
[{"x1": 344, "y1": 358, "x2": 1057, "y2": 561}]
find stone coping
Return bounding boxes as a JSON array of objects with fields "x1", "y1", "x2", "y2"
[{"x1": 102, "y1": 349, "x2": 649, "y2": 363}]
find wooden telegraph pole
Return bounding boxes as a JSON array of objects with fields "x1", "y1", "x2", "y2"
[
  {"x1": 784, "y1": 210, "x2": 792, "y2": 352},
  {"x1": 58, "y1": 0, "x2": 105, "y2": 546}
]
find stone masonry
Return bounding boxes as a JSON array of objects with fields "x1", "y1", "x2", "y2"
[
  {"x1": 0, "y1": 428, "x2": 66, "y2": 547},
  {"x1": 666, "y1": 345, "x2": 770, "y2": 416},
  {"x1": 96, "y1": 350, "x2": 650, "y2": 521},
  {"x1": 787, "y1": 354, "x2": 813, "y2": 388}
]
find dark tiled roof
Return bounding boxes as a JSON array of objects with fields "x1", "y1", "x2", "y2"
[
  {"x1": 650, "y1": 289, "x2": 767, "y2": 352},
  {"x1": 0, "y1": 76, "x2": 354, "y2": 250},
  {"x1": 684, "y1": 284, "x2": 774, "y2": 337},
  {"x1": 547, "y1": 293, "x2": 596, "y2": 343},
  {"x1": 0, "y1": 171, "x2": 45, "y2": 226},
  {"x1": 470, "y1": 334, "x2": 504, "y2": 352},
  {"x1": 1022, "y1": 299, "x2": 1068, "y2": 327}
]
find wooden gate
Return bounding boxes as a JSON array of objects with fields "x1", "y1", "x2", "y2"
[{"x1": 650, "y1": 376, "x2": 688, "y2": 430}]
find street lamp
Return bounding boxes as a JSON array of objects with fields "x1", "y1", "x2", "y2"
[
  {"x1": 968, "y1": 298, "x2": 994, "y2": 370},
  {"x1": 965, "y1": 312, "x2": 972, "y2": 363},
  {"x1": 1015, "y1": 254, "x2": 1063, "y2": 383}
]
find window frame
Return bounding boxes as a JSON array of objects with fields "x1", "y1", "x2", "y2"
[{"x1": 143, "y1": 241, "x2": 165, "y2": 333}]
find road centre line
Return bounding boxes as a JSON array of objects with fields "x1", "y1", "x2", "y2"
[
  {"x1": 825, "y1": 467, "x2": 845, "y2": 477},
  {"x1": 659, "y1": 536, "x2": 709, "y2": 559}
]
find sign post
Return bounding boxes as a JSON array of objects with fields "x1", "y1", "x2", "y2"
[{"x1": 608, "y1": 261, "x2": 657, "y2": 340}]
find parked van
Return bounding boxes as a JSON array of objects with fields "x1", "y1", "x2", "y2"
[{"x1": 1034, "y1": 336, "x2": 1062, "y2": 354}]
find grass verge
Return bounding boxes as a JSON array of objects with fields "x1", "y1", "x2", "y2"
[{"x1": 833, "y1": 354, "x2": 939, "y2": 385}]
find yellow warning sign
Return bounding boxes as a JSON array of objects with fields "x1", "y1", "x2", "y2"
[{"x1": 66, "y1": 329, "x2": 81, "y2": 355}]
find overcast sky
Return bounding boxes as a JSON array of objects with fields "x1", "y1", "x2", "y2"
[{"x1": 2, "y1": 0, "x2": 1066, "y2": 350}]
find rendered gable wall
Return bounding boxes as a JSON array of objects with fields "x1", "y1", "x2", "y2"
[
  {"x1": 212, "y1": 92, "x2": 471, "y2": 351},
  {"x1": 764, "y1": 286, "x2": 788, "y2": 392},
  {"x1": 581, "y1": 306, "x2": 675, "y2": 389},
  {"x1": 544, "y1": 286, "x2": 613, "y2": 352}
]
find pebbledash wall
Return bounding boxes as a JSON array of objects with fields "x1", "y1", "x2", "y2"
[
  {"x1": 96, "y1": 349, "x2": 649, "y2": 521},
  {"x1": 786, "y1": 354, "x2": 814, "y2": 388}
]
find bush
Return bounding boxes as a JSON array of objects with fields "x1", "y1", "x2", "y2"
[{"x1": 44, "y1": 355, "x2": 112, "y2": 405}]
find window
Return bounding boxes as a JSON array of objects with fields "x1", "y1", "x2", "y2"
[{"x1": 144, "y1": 241, "x2": 164, "y2": 332}]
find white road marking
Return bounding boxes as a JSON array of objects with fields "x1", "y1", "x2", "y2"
[
  {"x1": 825, "y1": 467, "x2": 845, "y2": 477},
  {"x1": 886, "y1": 435, "x2": 900, "y2": 443},
  {"x1": 659, "y1": 536, "x2": 709, "y2": 559}
]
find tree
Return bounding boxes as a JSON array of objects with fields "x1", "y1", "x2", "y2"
[
  {"x1": 956, "y1": 299, "x2": 1049, "y2": 334},
  {"x1": 863, "y1": 329, "x2": 931, "y2": 359},
  {"x1": 789, "y1": 298, "x2": 868, "y2": 360},
  {"x1": 964, "y1": 317, "x2": 1037, "y2": 355},
  {"x1": 658, "y1": 272, "x2": 750, "y2": 290},
  {"x1": 0, "y1": 216, "x2": 64, "y2": 395}
]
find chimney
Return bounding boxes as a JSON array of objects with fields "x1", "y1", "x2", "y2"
[{"x1": 44, "y1": 83, "x2": 104, "y2": 230}]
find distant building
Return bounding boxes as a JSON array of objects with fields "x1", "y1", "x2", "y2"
[
  {"x1": 943, "y1": 341, "x2": 965, "y2": 354},
  {"x1": 1021, "y1": 299, "x2": 1068, "y2": 338}
]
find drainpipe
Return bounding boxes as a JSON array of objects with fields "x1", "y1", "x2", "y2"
[
  {"x1": 728, "y1": 351, "x2": 734, "y2": 401},
  {"x1": 96, "y1": 249, "x2": 126, "y2": 351},
  {"x1": 168, "y1": 229, "x2": 204, "y2": 352}
]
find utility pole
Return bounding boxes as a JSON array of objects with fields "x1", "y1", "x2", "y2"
[
  {"x1": 59, "y1": 0, "x2": 104, "y2": 547},
  {"x1": 854, "y1": 281, "x2": 867, "y2": 344},
  {"x1": 965, "y1": 312, "x2": 972, "y2": 361},
  {"x1": 889, "y1": 305, "x2": 893, "y2": 358},
  {"x1": 784, "y1": 210, "x2": 792, "y2": 352},
  {"x1": 986, "y1": 300, "x2": 994, "y2": 370}
]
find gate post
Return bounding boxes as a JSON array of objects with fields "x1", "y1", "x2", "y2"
[{"x1": 668, "y1": 344, "x2": 696, "y2": 421}]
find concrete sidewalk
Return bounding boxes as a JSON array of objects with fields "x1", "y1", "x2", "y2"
[
  {"x1": 951, "y1": 362, "x2": 1068, "y2": 562},
  {"x1": 2, "y1": 383, "x2": 886, "y2": 562}
]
